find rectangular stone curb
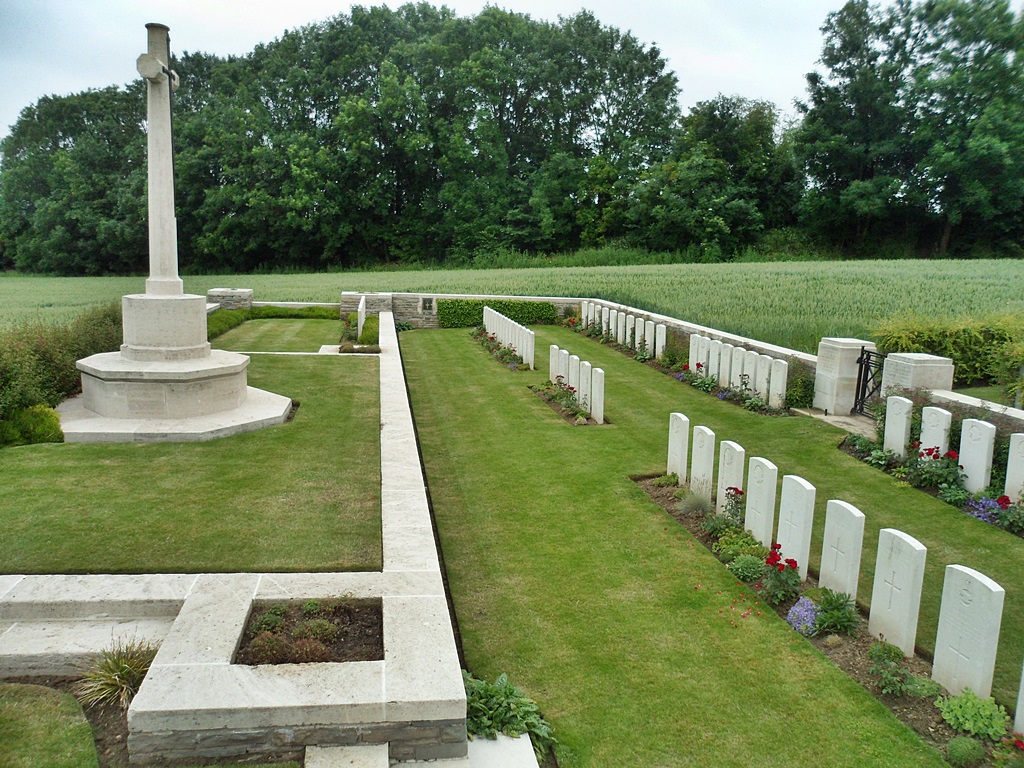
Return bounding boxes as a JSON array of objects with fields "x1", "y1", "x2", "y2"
[
  {"x1": 0, "y1": 574, "x2": 198, "y2": 620},
  {"x1": 306, "y1": 743, "x2": 389, "y2": 767}
]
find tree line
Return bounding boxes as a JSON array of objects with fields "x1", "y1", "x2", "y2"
[{"x1": 0, "y1": 0, "x2": 1021, "y2": 276}]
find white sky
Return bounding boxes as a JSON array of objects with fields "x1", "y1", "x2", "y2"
[{"x1": 1, "y1": 1, "x2": 1019, "y2": 142}]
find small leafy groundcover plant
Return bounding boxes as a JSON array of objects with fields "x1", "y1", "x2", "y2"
[
  {"x1": 464, "y1": 671, "x2": 556, "y2": 759},
  {"x1": 936, "y1": 688, "x2": 1011, "y2": 741},
  {"x1": 946, "y1": 735, "x2": 986, "y2": 767}
]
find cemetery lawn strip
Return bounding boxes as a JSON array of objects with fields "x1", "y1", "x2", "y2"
[
  {"x1": 404, "y1": 328, "x2": 947, "y2": 768},
  {"x1": 0, "y1": 682, "x2": 98, "y2": 768},
  {"x1": 212, "y1": 318, "x2": 343, "y2": 352},
  {"x1": 0, "y1": 355, "x2": 381, "y2": 573}
]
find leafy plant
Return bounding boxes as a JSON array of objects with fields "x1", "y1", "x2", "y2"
[
  {"x1": 727, "y1": 553, "x2": 768, "y2": 582},
  {"x1": 711, "y1": 528, "x2": 767, "y2": 563},
  {"x1": 293, "y1": 618, "x2": 340, "y2": 644},
  {"x1": 720, "y1": 486, "x2": 744, "y2": 526},
  {"x1": 946, "y1": 736, "x2": 986, "y2": 767},
  {"x1": 73, "y1": 637, "x2": 157, "y2": 711},
  {"x1": 464, "y1": 671, "x2": 556, "y2": 759},
  {"x1": 813, "y1": 588, "x2": 859, "y2": 635},
  {"x1": 936, "y1": 689, "x2": 1011, "y2": 741},
  {"x1": 651, "y1": 473, "x2": 678, "y2": 488},
  {"x1": 700, "y1": 512, "x2": 738, "y2": 540},
  {"x1": 868, "y1": 641, "x2": 910, "y2": 696},
  {"x1": 759, "y1": 543, "x2": 801, "y2": 605}
]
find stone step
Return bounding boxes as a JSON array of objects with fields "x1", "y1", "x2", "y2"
[
  {"x1": 303, "y1": 734, "x2": 537, "y2": 768},
  {"x1": 0, "y1": 617, "x2": 176, "y2": 676}
]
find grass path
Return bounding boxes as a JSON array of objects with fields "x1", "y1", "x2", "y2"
[{"x1": 403, "y1": 327, "x2": 949, "y2": 767}]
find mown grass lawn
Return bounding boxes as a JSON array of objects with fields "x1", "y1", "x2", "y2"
[
  {"x1": 0, "y1": 353, "x2": 381, "y2": 573},
  {"x1": 403, "y1": 326, "x2": 950, "y2": 767},
  {"x1": 213, "y1": 318, "x2": 342, "y2": 352}
]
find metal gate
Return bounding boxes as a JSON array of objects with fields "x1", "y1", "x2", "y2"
[{"x1": 852, "y1": 347, "x2": 886, "y2": 415}]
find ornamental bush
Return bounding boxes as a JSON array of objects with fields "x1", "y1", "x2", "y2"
[{"x1": 437, "y1": 299, "x2": 558, "y2": 328}]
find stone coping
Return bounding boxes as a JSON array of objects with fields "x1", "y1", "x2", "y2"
[
  {"x1": 931, "y1": 389, "x2": 1024, "y2": 431},
  {"x1": 77, "y1": 348, "x2": 249, "y2": 380}
]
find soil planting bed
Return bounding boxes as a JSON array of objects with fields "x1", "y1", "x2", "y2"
[{"x1": 235, "y1": 598, "x2": 384, "y2": 665}]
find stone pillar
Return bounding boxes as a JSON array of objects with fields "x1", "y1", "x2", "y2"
[
  {"x1": 881, "y1": 353, "x2": 955, "y2": 394},
  {"x1": 813, "y1": 338, "x2": 875, "y2": 416}
]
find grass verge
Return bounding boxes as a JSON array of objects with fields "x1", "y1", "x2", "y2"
[
  {"x1": 213, "y1": 318, "x2": 343, "y2": 352},
  {"x1": 403, "y1": 326, "x2": 948, "y2": 767}
]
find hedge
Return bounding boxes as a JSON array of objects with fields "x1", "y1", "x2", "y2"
[
  {"x1": 437, "y1": 299, "x2": 559, "y2": 328},
  {"x1": 207, "y1": 305, "x2": 341, "y2": 340},
  {"x1": 872, "y1": 314, "x2": 1024, "y2": 385},
  {"x1": 358, "y1": 315, "x2": 380, "y2": 345}
]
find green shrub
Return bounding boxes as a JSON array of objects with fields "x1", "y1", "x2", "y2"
[
  {"x1": 785, "y1": 360, "x2": 816, "y2": 409},
  {"x1": 437, "y1": 299, "x2": 558, "y2": 328},
  {"x1": 711, "y1": 529, "x2": 768, "y2": 563},
  {"x1": 813, "y1": 588, "x2": 859, "y2": 635},
  {"x1": 0, "y1": 405, "x2": 65, "y2": 447},
  {"x1": 206, "y1": 308, "x2": 250, "y2": 339},
  {"x1": 727, "y1": 553, "x2": 768, "y2": 582},
  {"x1": 651, "y1": 473, "x2": 678, "y2": 487},
  {"x1": 246, "y1": 631, "x2": 290, "y2": 664},
  {"x1": 946, "y1": 736, "x2": 985, "y2": 767},
  {"x1": 867, "y1": 641, "x2": 910, "y2": 696},
  {"x1": 252, "y1": 611, "x2": 286, "y2": 635},
  {"x1": 358, "y1": 316, "x2": 380, "y2": 345},
  {"x1": 464, "y1": 671, "x2": 556, "y2": 759},
  {"x1": 73, "y1": 638, "x2": 157, "y2": 711},
  {"x1": 289, "y1": 638, "x2": 333, "y2": 663},
  {"x1": 936, "y1": 688, "x2": 1011, "y2": 741}
]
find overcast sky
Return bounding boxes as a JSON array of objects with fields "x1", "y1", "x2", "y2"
[{"x1": 1, "y1": 0, "x2": 1016, "y2": 143}]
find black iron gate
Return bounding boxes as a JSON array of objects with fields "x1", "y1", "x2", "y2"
[{"x1": 852, "y1": 347, "x2": 886, "y2": 415}]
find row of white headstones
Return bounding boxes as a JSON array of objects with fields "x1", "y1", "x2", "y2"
[
  {"x1": 884, "y1": 395, "x2": 1024, "y2": 500},
  {"x1": 666, "y1": 411, "x2": 1021, "y2": 728},
  {"x1": 688, "y1": 334, "x2": 789, "y2": 410},
  {"x1": 482, "y1": 306, "x2": 536, "y2": 370},
  {"x1": 580, "y1": 300, "x2": 667, "y2": 358},
  {"x1": 547, "y1": 344, "x2": 604, "y2": 424}
]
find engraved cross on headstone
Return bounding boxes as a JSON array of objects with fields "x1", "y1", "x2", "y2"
[
  {"x1": 948, "y1": 633, "x2": 971, "y2": 687},
  {"x1": 829, "y1": 535, "x2": 846, "y2": 571},
  {"x1": 883, "y1": 570, "x2": 902, "y2": 609},
  {"x1": 136, "y1": 23, "x2": 183, "y2": 296}
]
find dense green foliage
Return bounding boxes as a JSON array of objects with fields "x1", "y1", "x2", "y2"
[
  {"x1": 436, "y1": 299, "x2": 558, "y2": 328},
  {"x1": 0, "y1": 303, "x2": 120, "y2": 420},
  {"x1": 3, "y1": 1, "x2": 1021, "y2": 274},
  {"x1": 464, "y1": 671, "x2": 556, "y2": 758}
]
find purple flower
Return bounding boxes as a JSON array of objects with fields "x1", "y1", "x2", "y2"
[
  {"x1": 716, "y1": 391, "x2": 729, "y2": 400},
  {"x1": 964, "y1": 497, "x2": 1001, "y2": 525},
  {"x1": 786, "y1": 596, "x2": 820, "y2": 636}
]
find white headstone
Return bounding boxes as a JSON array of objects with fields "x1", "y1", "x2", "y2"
[
  {"x1": 719, "y1": 344, "x2": 734, "y2": 389},
  {"x1": 697, "y1": 335, "x2": 711, "y2": 375},
  {"x1": 617, "y1": 312, "x2": 627, "y2": 345},
  {"x1": 591, "y1": 367, "x2": 605, "y2": 424},
  {"x1": 777, "y1": 475, "x2": 816, "y2": 580},
  {"x1": 754, "y1": 355, "x2": 772, "y2": 397},
  {"x1": 920, "y1": 406, "x2": 952, "y2": 457},
  {"x1": 883, "y1": 396, "x2": 914, "y2": 459},
  {"x1": 580, "y1": 301, "x2": 589, "y2": 327},
  {"x1": 1005, "y1": 433, "x2": 1024, "y2": 503},
  {"x1": 667, "y1": 412, "x2": 690, "y2": 482},
  {"x1": 687, "y1": 333, "x2": 698, "y2": 370},
  {"x1": 625, "y1": 315, "x2": 636, "y2": 348},
  {"x1": 708, "y1": 340, "x2": 722, "y2": 380},
  {"x1": 959, "y1": 419, "x2": 996, "y2": 494},
  {"x1": 742, "y1": 350, "x2": 760, "y2": 393},
  {"x1": 730, "y1": 346, "x2": 746, "y2": 389},
  {"x1": 868, "y1": 529, "x2": 927, "y2": 657},
  {"x1": 568, "y1": 355, "x2": 581, "y2": 393},
  {"x1": 558, "y1": 349, "x2": 570, "y2": 383},
  {"x1": 357, "y1": 295, "x2": 366, "y2": 339},
  {"x1": 646, "y1": 321, "x2": 657, "y2": 356},
  {"x1": 636, "y1": 320, "x2": 647, "y2": 355},
  {"x1": 744, "y1": 457, "x2": 778, "y2": 546},
  {"x1": 690, "y1": 426, "x2": 716, "y2": 503},
  {"x1": 819, "y1": 500, "x2": 866, "y2": 600},
  {"x1": 609, "y1": 310, "x2": 618, "y2": 341},
  {"x1": 579, "y1": 361, "x2": 593, "y2": 413},
  {"x1": 549, "y1": 345, "x2": 559, "y2": 384},
  {"x1": 655, "y1": 324, "x2": 667, "y2": 359},
  {"x1": 587, "y1": 303, "x2": 596, "y2": 327},
  {"x1": 716, "y1": 440, "x2": 745, "y2": 514},
  {"x1": 601, "y1": 306, "x2": 610, "y2": 333},
  {"x1": 1016, "y1": 657, "x2": 1024, "y2": 734},
  {"x1": 933, "y1": 564, "x2": 1005, "y2": 697},
  {"x1": 523, "y1": 329, "x2": 535, "y2": 370},
  {"x1": 768, "y1": 358, "x2": 788, "y2": 410}
]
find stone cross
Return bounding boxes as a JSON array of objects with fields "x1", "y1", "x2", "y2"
[{"x1": 137, "y1": 23, "x2": 183, "y2": 296}]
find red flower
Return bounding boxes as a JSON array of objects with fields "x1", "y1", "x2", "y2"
[
  {"x1": 695, "y1": 362, "x2": 703, "y2": 370},
  {"x1": 682, "y1": 364, "x2": 690, "y2": 371},
  {"x1": 776, "y1": 563, "x2": 786, "y2": 572},
  {"x1": 771, "y1": 542, "x2": 782, "y2": 551},
  {"x1": 1015, "y1": 738, "x2": 1024, "y2": 751},
  {"x1": 998, "y1": 495, "x2": 1013, "y2": 509},
  {"x1": 944, "y1": 449, "x2": 958, "y2": 461},
  {"x1": 909, "y1": 440, "x2": 921, "y2": 449},
  {"x1": 785, "y1": 558, "x2": 798, "y2": 569}
]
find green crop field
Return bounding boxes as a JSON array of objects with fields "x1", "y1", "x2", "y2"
[{"x1": 3, "y1": 259, "x2": 1023, "y2": 352}]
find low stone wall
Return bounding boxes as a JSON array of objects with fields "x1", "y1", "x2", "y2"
[
  {"x1": 207, "y1": 288, "x2": 254, "y2": 310},
  {"x1": 341, "y1": 291, "x2": 579, "y2": 330}
]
